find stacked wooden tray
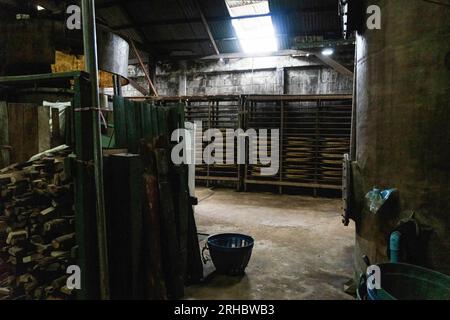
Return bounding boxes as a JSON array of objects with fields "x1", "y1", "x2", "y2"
[
  {"x1": 317, "y1": 99, "x2": 352, "y2": 186},
  {"x1": 153, "y1": 95, "x2": 352, "y2": 191},
  {"x1": 243, "y1": 95, "x2": 352, "y2": 190},
  {"x1": 282, "y1": 100, "x2": 318, "y2": 184},
  {"x1": 245, "y1": 100, "x2": 281, "y2": 182},
  {"x1": 185, "y1": 97, "x2": 241, "y2": 185}
]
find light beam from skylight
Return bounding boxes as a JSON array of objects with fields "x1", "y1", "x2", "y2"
[{"x1": 225, "y1": 0, "x2": 278, "y2": 54}]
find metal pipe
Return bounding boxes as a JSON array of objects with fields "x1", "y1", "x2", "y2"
[
  {"x1": 81, "y1": 0, "x2": 110, "y2": 300},
  {"x1": 350, "y1": 40, "x2": 357, "y2": 161},
  {"x1": 113, "y1": 74, "x2": 122, "y2": 97}
]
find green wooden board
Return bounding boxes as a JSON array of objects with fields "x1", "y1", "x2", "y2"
[{"x1": 113, "y1": 96, "x2": 127, "y2": 148}]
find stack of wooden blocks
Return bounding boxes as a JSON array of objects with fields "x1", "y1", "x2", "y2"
[{"x1": 0, "y1": 149, "x2": 76, "y2": 300}]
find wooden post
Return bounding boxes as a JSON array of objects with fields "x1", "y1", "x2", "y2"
[
  {"x1": 38, "y1": 106, "x2": 51, "y2": 153},
  {"x1": 140, "y1": 140, "x2": 167, "y2": 299},
  {"x1": 0, "y1": 101, "x2": 10, "y2": 168},
  {"x1": 51, "y1": 108, "x2": 62, "y2": 148},
  {"x1": 105, "y1": 153, "x2": 144, "y2": 299},
  {"x1": 155, "y1": 147, "x2": 184, "y2": 299}
]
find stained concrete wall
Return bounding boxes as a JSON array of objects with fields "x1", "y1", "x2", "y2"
[
  {"x1": 353, "y1": 0, "x2": 450, "y2": 276},
  {"x1": 286, "y1": 68, "x2": 353, "y2": 95},
  {"x1": 117, "y1": 55, "x2": 353, "y2": 97}
]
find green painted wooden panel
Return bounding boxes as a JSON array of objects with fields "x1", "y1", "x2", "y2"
[
  {"x1": 125, "y1": 99, "x2": 140, "y2": 153},
  {"x1": 106, "y1": 153, "x2": 144, "y2": 299},
  {"x1": 113, "y1": 96, "x2": 127, "y2": 148},
  {"x1": 141, "y1": 101, "x2": 153, "y2": 140},
  {"x1": 151, "y1": 104, "x2": 159, "y2": 137},
  {"x1": 157, "y1": 107, "x2": 169, "y2": 138}
]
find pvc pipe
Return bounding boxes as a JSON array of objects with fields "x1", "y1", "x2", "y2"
[{"x1": 390, "y1": 231, "x2": 402, "y2": 263}]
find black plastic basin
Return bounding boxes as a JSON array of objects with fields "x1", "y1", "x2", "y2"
[{"x1": 207, "y1": 233, "x2": 254, "y2": 276}]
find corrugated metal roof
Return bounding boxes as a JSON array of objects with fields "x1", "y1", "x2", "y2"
[
  {"x1": 95, "y1": 0, "x2": 343, "y2": 59},
  {"x1": 270, "y1": 0, "x2": 341, "y2": 50}
]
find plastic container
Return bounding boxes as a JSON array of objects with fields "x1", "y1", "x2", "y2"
[
  {"x1": 203, "y1": 233, "x2": 254, "y2": 276},
  {"x1": 359, "y1": 263, "x2": 450, "y2": 300}
]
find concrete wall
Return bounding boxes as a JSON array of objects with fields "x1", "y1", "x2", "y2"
[
  {"x1": 116, "y1": 55, "x2": 353, "y2": 97},
  {"x1": 286, "y1": 68, "x2": 352, "y2": 95}
]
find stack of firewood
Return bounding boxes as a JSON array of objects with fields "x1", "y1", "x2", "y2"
[{"x1": 0, "y1": 150, "x2": 76, "y2": 300}]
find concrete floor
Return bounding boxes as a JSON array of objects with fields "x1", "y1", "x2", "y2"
[{"x1": 185, "y1": 187, "x2": 355, "y2": 300}]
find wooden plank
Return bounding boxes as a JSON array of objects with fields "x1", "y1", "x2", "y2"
[
  {"x1": 140, "y1": 140, "x2": 167, "y2": 299},
  {"x1": 125, "y1": 99, "x2": 140, "y2": 153},
  {"x1": 135, "y1": 101, "x2": 143, "y2": 143},
  {"x1": 151, "y1": 103, "x2": 159, "y2": 137},
  {"x1": 155, "y1": 147, "x2": 184, "y2": 299},
  {"x1": 0, "y1": 101, "x2": 10, "y2": 168},
  {"x1": 73, "y1": 77, "x2": 101, "y2": 300},
  {"x1": 246, "y1": 95, "x2": 352, "y2": 102},
  {"x1": 141, "y1": 102, "x2": 153, "y2": 140},
  {"x1": 130, "y1": 39, "x2": 159, "y2": 96},
  {"x1": 51, "y1": 108, "x2": 62, "y2": 148},
  {"x1": 22, "y1": 104, "x2": 39, "y2": 161},
  {"x1": 7, "y1": 103, "x2": 24, "y2": 164},
  {"x1": 112, "y1": 96, "x2": 127, "y2": 148},
  {"x1": 157, "y1": 107, "x2": 169, "y2": 138},
  {"x1": 175, "y1": 165, "x2": 189, "y2": 282},
  {"x1": 244, "y1": 179, "x2": 342, "y2": 190},
  {"x1": 38, "y1": 106, "x2": 51, "y2": 153},
  {"x1": 127, "y1": 77, "x2": 149, "y2": 96},
  {"x1": 64, "y1": 104, "x2": 74, "y2": 146},
  {"x1": 106, "y1": 153, "x2": 144, "y2": 300},
  {"x1": 186, "y1": 202, "x2": 204, "y2": 284},
  {"x1": 314, "y1": 53, "x2": 354, "y2": 78}
]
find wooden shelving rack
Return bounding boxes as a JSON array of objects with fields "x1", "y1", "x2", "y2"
[
  {"x1": 154, "y1": 96, "x2": 242, "y2": 189},
  {"x1": 149, "y1": 94, "x2": 352, "y2": 193},
  {"x1": 243, "y1": 95, "x2": 352, "y2": 193}
]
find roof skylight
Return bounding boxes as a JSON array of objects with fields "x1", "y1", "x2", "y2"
[{"x1": 225, "y1": 0, "x2": 278, "y2": 54}]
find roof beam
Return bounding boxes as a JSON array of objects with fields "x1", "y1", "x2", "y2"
[
  {"x1": 0, "y1": 0, "x2": 64, "y2": 13},
  {"x1": 113, "y1": 3, "x2": 157, "y2": 57},
  {"x1": 193, "y1": 0, "x2": 220, "y2": 57},
  {"x1": 109, "y1": 6, "x2": 338, "y2": 31},
  {"x1": 294, "y1": 39, "x2": 355, "y2": 49},
  {"x1": 146, "y1": 31, "x2": 339, "y2": 45},
  {"x1": 201, "y1": 49, "x2": 309, "y2": 60}
]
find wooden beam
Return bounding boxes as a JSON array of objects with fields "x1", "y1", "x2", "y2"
[
  {"x1": 201, "y1": 49, "x2": 309, "y2": 60},
  {"x1": 145, "y1": 31, "x2": 338, "y2": 45},
  {"x1": 193, "y1": 0, "x2": 220, "y2": 57},
  {"x1": 0, "y1": 101, "x2": 10, "y2": 168},
  {"x1": 127, "y1": 77, "x2": 150, "y2": 96},
  {"x1": 37, "y1": 106, "x2": 51, "y2": 152},
  {"x1": 314, "y1": 53, "x2": 354, "y2": 78},
  {"x1": 130, "y1": 40, "x2": 159, "y2": 97}
]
